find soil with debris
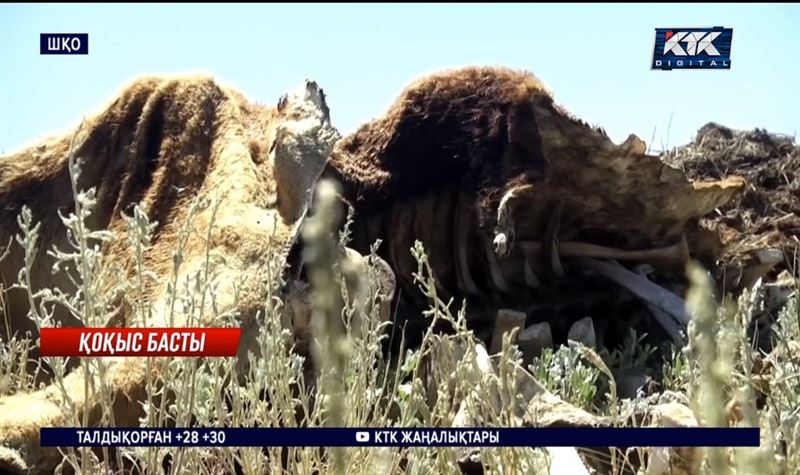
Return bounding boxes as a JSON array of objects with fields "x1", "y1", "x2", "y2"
[{"x1": 664, "y1": 122, "x2": 800, "y2": 275}]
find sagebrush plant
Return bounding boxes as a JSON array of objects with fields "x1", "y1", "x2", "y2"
[
  {"x1": 763, "y1": 278, "x2": 800, "y2": 474},
  {"x1": 661, "y1": 342, "x2": 691, "y2": 394},
  {"x1": 0, "y1": 131, "x2": 798, "y2": 475},
  {"x1": 529, "y1": 344, "x2": 600, "y2": 411},
  {"x1": 604, "y1": 329, "x2": 657, "y2": 375},
  {"x1": 0, "y1": 335, "x2": 33, "y2": 396},
  {"x1": 10, "y1": 127, "x2": 124, "y2": 473}
]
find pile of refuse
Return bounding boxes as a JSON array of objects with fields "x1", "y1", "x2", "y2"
[{"x1": 664, "y1": 122, "x2": 799, "y2": 291}]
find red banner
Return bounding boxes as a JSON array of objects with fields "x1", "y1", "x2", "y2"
[{"x1": 40, "y1": 328, "x2": 242, "y2": 357}]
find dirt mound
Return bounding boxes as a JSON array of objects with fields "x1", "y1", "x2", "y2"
[{"x1": 664, "y1": 123, "x2": 799, "y2": 285}]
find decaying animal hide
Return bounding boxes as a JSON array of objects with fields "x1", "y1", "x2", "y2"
[
  {"x1": 324, "y1": 66, "x2": 744, "y2": 344},
  {"x1": 0, "y1": 75, "x2": 340, "y2": 473}
]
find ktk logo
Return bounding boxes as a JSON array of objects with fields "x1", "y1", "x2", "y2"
[
  {"x1": 663, "y1": 31, "x2": 721, "y2": 56},
  {"x1": 652, "y1": 27, "x2": 732, "y2": 70}
]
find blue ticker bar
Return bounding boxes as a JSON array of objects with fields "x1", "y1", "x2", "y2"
[{"x1": 40, "y1": 427, "x2": 760, "y2": 448}]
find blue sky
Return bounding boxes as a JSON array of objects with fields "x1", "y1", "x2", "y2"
[{"x1": 1, "y1": 3, "x2": 798, "y2": 155}]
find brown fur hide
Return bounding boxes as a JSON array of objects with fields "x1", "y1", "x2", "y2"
[
  {"x1": 324, "y1": 66, "x2": 552, "y2": 223},
  {"x1": 0, "y1": 75, "x2": 339, "y2": 473},
  {"x1": 323, "y1": 66, "x2": 744, "y2": 344}
]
